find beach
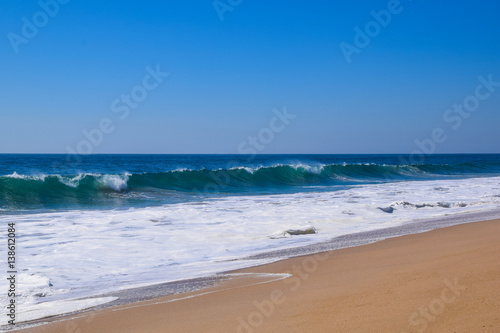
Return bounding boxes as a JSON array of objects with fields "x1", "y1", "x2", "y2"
[
  {"x1": 2, "y1": 155, "x2": 500, "y2": 331},
  {"x1": 5, "y1": 0, "x2": 500, "y2": 331},
  {"x1": 16, "y1": 218, "x2": 500, "y2": 333}
]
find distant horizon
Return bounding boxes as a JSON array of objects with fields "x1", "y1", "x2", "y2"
[
  {"x1": 2, "y1": 2, "x2": 500, "y2": 330},
  {"x1": 1, "y1": 152, "x2": 499, "y2": 155}
]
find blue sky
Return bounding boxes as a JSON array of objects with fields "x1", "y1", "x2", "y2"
[{"x1": 1, "y1": 0, "x2": 499, "y2": 154}]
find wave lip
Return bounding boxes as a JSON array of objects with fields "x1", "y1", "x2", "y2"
[
  {"x1": 95, "y1": 174, "x2": 130, "y2": 192},
  {"x1": 3, "y1": 175, "x2": 500, "y2": 324},
  {"x1": 1, "y1": 161, "x2": 500, "y2": 208}
]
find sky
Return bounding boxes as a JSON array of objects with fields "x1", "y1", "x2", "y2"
[{"x1": 1, "y1": 0, "x2": 499, "y2": 154}]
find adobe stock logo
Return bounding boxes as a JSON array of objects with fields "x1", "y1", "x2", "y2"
[
  {"x1": 404, "y1": 278, "x2": 465, "y2": 333},
  {"x1": 339, "y1": 0, "x2": 405, "y2": 64},
  {"x1": 213, "y1": 0, "x2": 243, "y2": 21},
  {"x1": 237, "y1": 107, "x2": 296, "y2": 156},
  {"x1": 399, "y1": 74, "x2": 499, "y2": 165},
  {"x1": 7, "y1": 0, "x2": 71, "y2": 54},
  {"x1": 65, "y1": 65, "x2": 169, "y2": 163}
]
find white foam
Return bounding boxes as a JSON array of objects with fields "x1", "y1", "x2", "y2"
[
  {"x1": 57, "y1": 173, "x2": 88, "y2": 188},
  {"x1": 96, "y1": 174, "x2": 130, "y2": 191},
  {"x1": 5, "y1": 171, "x2": 24, "y2": 179},
  {"x1": 3, "y1": 172, "x2": 47, "y2": 181},
  {"x1": 228, "y1": 166, "x2": 259, "y2": 173},
  {"x1": 1, "y1": 176, "x2": 500, "y2": 323},
  {"x1": 5, "y1": 297, "x2": 118, "y2": 325},
  {"x1": 292, "y1": 163, "x2": 325, "y2": 174},
  {"x1": 16, "y1": 273, "x2": 66, "y2": 299}
]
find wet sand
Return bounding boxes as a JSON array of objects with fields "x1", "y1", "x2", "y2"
[{"x1": 17, "y1": 219, "x2": 500, "y2": 332}]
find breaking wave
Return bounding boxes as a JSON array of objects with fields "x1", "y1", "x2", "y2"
[{"x1": 1, "y1": 162, "x2": 499, "y2": 207}]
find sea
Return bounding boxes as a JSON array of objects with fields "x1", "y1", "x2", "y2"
[{"x1": 1, "y1": 154, "x2": 500, "y2": 326}]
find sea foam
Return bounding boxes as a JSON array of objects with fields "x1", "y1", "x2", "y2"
[{"x1": 2, "y1": 176, "x2": 500, "y2": 324}]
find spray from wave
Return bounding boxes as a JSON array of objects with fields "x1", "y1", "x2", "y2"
[{"x1": 1, "y1": 162, "x2": 499, "y2": 208}]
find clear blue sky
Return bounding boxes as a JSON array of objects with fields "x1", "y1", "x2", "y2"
[{"x1": 1, "y1": 0, "x2": 499, "y2": 154}]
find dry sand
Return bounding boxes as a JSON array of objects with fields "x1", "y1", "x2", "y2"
[{"x1": 17, "y1": 219, "x2": 500, "y2": 333}]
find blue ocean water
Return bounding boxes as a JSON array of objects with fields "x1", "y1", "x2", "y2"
[
  {"x1": 1, "y1": 154, "x2": 500, "y2": 212},
  {"x1": 2, "y1": 154, "x2": 500, "y2": 324}
]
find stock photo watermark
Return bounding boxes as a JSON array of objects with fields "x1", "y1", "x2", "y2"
[
  {"x1": 6, "y1": 223, "x2": 17, "y2": 325},
  {"x1": 7, "y1": 0, "x2": 71, "y2": 54},
  {"x1": 213, "y1": 0, "x2": 243, "y2": 21},
  {"x1": 237, "y1": 107, "x2": 296, "y2": 156},
  {"x1": 403, "y1": 278, "x2": 465, "y2": 333},
  {"x1": 64, "y1": 312, "x2": 96, "y2": 333},
  {"x1": 339, "y1": 0, "x2": 406, "y2": 64},
  {"x1": 64, "y1": 64, "x2": 169, "y2": 163},
  {"x1": 192, "y1": 106, "x2": 296, "y2": 196},
  {"x1": 236, "y1": 252, "x2": 329, "y2": 332},
  {"x1": 400, "y1": 73, "x2": 499, "y2": 165}
]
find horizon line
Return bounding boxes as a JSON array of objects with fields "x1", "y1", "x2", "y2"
[{"x1": 1, "y1": 152, "x2": 499, "y2": 155}]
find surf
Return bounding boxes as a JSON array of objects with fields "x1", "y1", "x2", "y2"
[{"x1": 2, "y1": 161, "x2": 500, "y2": 207}]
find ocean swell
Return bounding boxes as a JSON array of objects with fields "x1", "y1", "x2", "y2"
[{"x1": 1, "y1": 162, "x2": 499, "y2": 208}]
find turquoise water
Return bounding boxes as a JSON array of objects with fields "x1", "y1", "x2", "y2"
[
  {"x1": 1, "y1": 154, "x2": 500, "y2": 211},
  {"x1": 2, "y1": 153, "x2": 500, "y2": 324}
]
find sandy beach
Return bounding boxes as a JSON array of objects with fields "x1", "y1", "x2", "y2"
[
  {"x1": 4, "y1": 0, "x2": 500, "y2": 331},
  {"x1": 14, "y1": 218, "x2": 499, "y2": 332}
]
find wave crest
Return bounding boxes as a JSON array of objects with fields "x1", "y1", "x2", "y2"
[{"x1": 1, "y1": 161, "x2": 499, "y2": 207}]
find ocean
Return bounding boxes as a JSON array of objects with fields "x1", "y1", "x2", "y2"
[{"x1": 2, "y1": 154, "x2": 500, "y2": 325}]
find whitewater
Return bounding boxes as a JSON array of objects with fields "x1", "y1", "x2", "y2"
[{"x1": 1, "y1": 154, "x2": 500, "y2": 326}]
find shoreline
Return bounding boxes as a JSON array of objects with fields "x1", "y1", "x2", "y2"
[
  {"x1": 4, "y1": 174, "x2": 500, "y2": 329},
  {"x1": 10, "y1": 213, "x2": 500, "y2": 332}
]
